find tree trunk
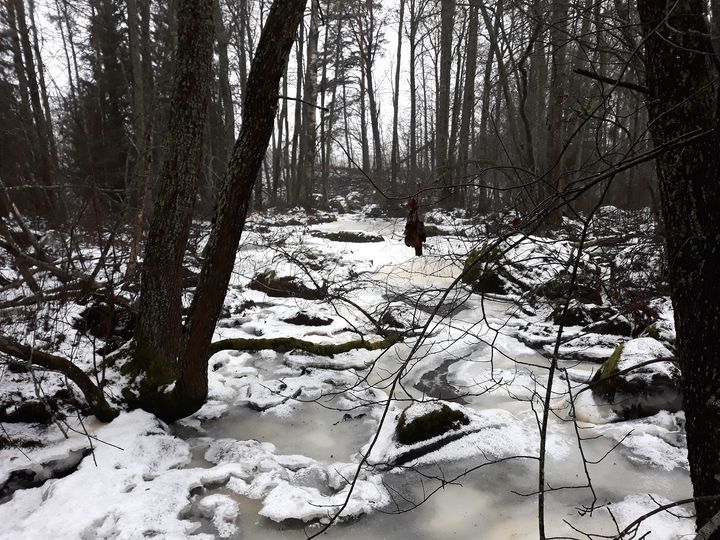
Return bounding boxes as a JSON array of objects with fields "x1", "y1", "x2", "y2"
[
  {"x1": 298, "y1": 0, "x2": 320, "y2": 208},
  {"x1": 174, "y1": 0, "x2": 307, "y2": 421},
  {"x1": 134, "y1": 0, "x2": 215, "y2": 399},
  {"x1": 11, "y1": 0, "x2": 54, "y2": 211},
  {"x1": 457, "y1": 0, "x2": 478, "y2": 204},
  {"x1": 390, "y1": 0, "x2": 405, "y2": 193},
  {"x1": 637, "y1": 0, "x2": 720, "y2": 535},
  {"x1": 408, "y1": 0, "x2": 419, "y2": 192},
  {"x1": 28, "y1": 0, "x2": 58, "y2": 168},
  {"x1": 289, "y1": 22, "x2": 303, "y2": 206},
  {"x1": 126, "y1": 0, "x2": 153, "y2": 282},
  {"x1": 542, "y1": 0, "x2": 569, "y2": 226},
  {"x1": 436, "y1": 0, "x2": 455, "y2": 205},
  {"x1": 215, "y1": 0, "x2": 235, "y2": 154}
]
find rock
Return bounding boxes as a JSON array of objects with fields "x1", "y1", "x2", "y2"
[
  {"x1": 310, "y1": 230, "x2": 384, "y2": 243},
  {"x1": 73, "y1": 302, "x2": 137, "y2": 342},
  {"x1": 248, "y1": 270, "x2": 326, "y2": 300},
  {"x1": 584, "y1": 315, "x2": 633, "y2": 336},
  {"x1": 550, "y1": 301, "x2": 592, "y2": 326},
  {"x1": 282, "y1": 311, "x2": 332, "y2": 326},
  {"x1": 345, "y1": 191, "x2": 364, "y2": 211},
  {"x1": 423, "y1": 225, "x2": 445, "y2": 237},
  {"x1": 379, "y1": 310, "x2": 404, "y2": 329},
  {"x1": 461, "y1": 246, "x2": 507, "y2": 295},
  {"x1": 590, "y1": 338, "x2": 682, "y2": 420},
  {"x1": 365, "y1": 206, "x2": 384, "y2": 218},
  {"x1": 328, "y1": 196, "x2": 348, "y2": 213},
  {"x1": 534, "y1": 276, "x2": 602, "y2": 305},
  {"x1": 306, "y1": 212, "x2": 337, "y2": 225},
  {"x1": 396, "y1": 403, "x2": 470, "y2": 445},
  {"x1": 0, "y1": 400, "x2": 53, "y2": 424}
]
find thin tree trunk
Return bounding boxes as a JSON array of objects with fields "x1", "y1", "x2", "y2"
[
  {"x1": 12, "y1": 0, "x2": 53, "y2": 206},
  {"x1": 126, "y1": 0, "x2": 150, "y2": 281},
  {"x1": 28, "y1": 0, "x2": 58, "y2": 168},
  {"x1": 215, "y1": 0, "x2": 234, "y2": 153},
  {"x1": 457, "y1": 0, "x2": 478, "y2": 204},
  {"x1": 409, "y1": 0, "x2": 418, "y2": 191},
  {"x1": 436, "y1": 0, "x2": 455, "y2": 204},
  {"x1": 390, "y1": 0, "x2": 405, "y2": 193},
  {"x1": 298, "y1": 0, "x2": 320, "y2": 208},
  {"x1": 289, "y1": 22, "x2": 303, "y2": 206}
]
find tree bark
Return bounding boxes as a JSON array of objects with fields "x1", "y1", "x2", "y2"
[
  {"x1": 436, "y1": 0, "x2": 455, "y2": 205},
  {"x1": 134, "y1": 0, "x2": 215, "y2": 396},
  {"x1": 125, "y1": 0, "x2": 153, "y2": 282},
  {"x1": 390, "y1": 0, "x2": 405, "y2": 193},
  {"x1": 457, "y1": 0, "x2": 478, "y2": 203},
  {"x1": 215, "y1": 0, "x2": 235, "y2": 154},
  {"x1": 172, "y1": 0, "x2": 307, "y2": 421},
  {"x1": 637, "y1": 0, "x2": 720, "y2": 535},
  {"x1": 298, "y1": 0, "x2": 320, "y2": 208}
]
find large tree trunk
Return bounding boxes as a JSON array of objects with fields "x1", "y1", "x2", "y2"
[
  {"x1": 134, "y1": 0, "x2": 215, "y2": 398},
  {"x1": 637, "y1": 0, "x2": 720, "y2": 535},
  {"x1": 169, "y1": 0, "x2": 307, "y2": 421}
]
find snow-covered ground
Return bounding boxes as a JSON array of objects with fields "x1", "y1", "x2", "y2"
[{"x1": 0, "y1": 211, "x2": 694, "y2": 539}]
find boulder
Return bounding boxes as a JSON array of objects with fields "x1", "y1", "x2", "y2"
[
  {"x1": 248, "y1": 270, "x2": 326, "y2": 300},
  {"x1": 310, "y1": 230, "x2": 384, "y2": 243},
  {"x1": 282, "y1": 311, "x2": 332, "y2": 326},
  {"x1": 461, "y1": 246, "x2": 507, "y2": 295},
  {"x1": 396, "y1": 403, "x2": 470, "y2": 445},
  {"x1": 590, "y1": 338, "x2": 682, "y2": 420},
  {"x1": 583, "y1": 314, "x2": 633, "y2": 336}
]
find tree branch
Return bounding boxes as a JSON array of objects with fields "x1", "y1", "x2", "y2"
[
  {"x1": 0, "y1": 335, "x2": 118, "y2": 422},
  {"x1": 208, "y1": 334, "x2": 400, "y2": 357},
  {"x1": 573, "y1": 68, "x2": 650, "y2": 94}
]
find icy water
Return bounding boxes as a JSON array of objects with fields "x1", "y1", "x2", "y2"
[{"x1": 180, "y1": 217, "x2": 693, "y2": 539}]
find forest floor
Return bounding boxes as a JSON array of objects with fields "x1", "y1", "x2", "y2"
[{"x1": 0, "y1": 207, "x2": 694, "y2": 539}]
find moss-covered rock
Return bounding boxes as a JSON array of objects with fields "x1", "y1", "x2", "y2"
[
  {"x1": 311, "y1": 230, "x2": 384, "y2": 243},
  {"x1": 282, "y1": 311, "x2": 332, "y2": 326},
  {"x1": 461, "y1": 245, "x2": 507, "y2": 294},
  {"x1": 590, "y1": 338, "x2": 681, "y2": 420},
  {"x1": 395, "y1": 404, "x2": 470, "y2": 445},
  {"x1": 248, "y1": 270, "x2": 326, "y2": 300}
]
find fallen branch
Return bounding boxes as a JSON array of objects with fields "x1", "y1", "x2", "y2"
[
  {"x1": 208, "y1": 334, "x2": 400, "y2": 357},
  {"x1": 0, "y1": 335, "x2": 118, "y2": 422}
]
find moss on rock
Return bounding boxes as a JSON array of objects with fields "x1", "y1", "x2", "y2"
[
  {"x1": 248, "y1": 269, "x2": 327, "y2": 300},
  {"x1": 311, "y1": 230, "x2": 384, "y2": 243},
  {"x1": 395, "y1": 404, "x2": 470, "y2": 445},
  {"x1": 461, "y1": 245, "x2": 506, "y2": 294},
  {"x1": 592, "y1": 343, "x2": 624, "y2": 385}
]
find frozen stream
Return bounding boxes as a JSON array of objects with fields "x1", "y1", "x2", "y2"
[{"x1": 177, "y1": 217, "x2": 693, "y2": 539}]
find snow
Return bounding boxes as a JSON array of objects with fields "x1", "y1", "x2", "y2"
[{"x1": 0, "y1": 211, "x2": 696, "y2": 539}]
